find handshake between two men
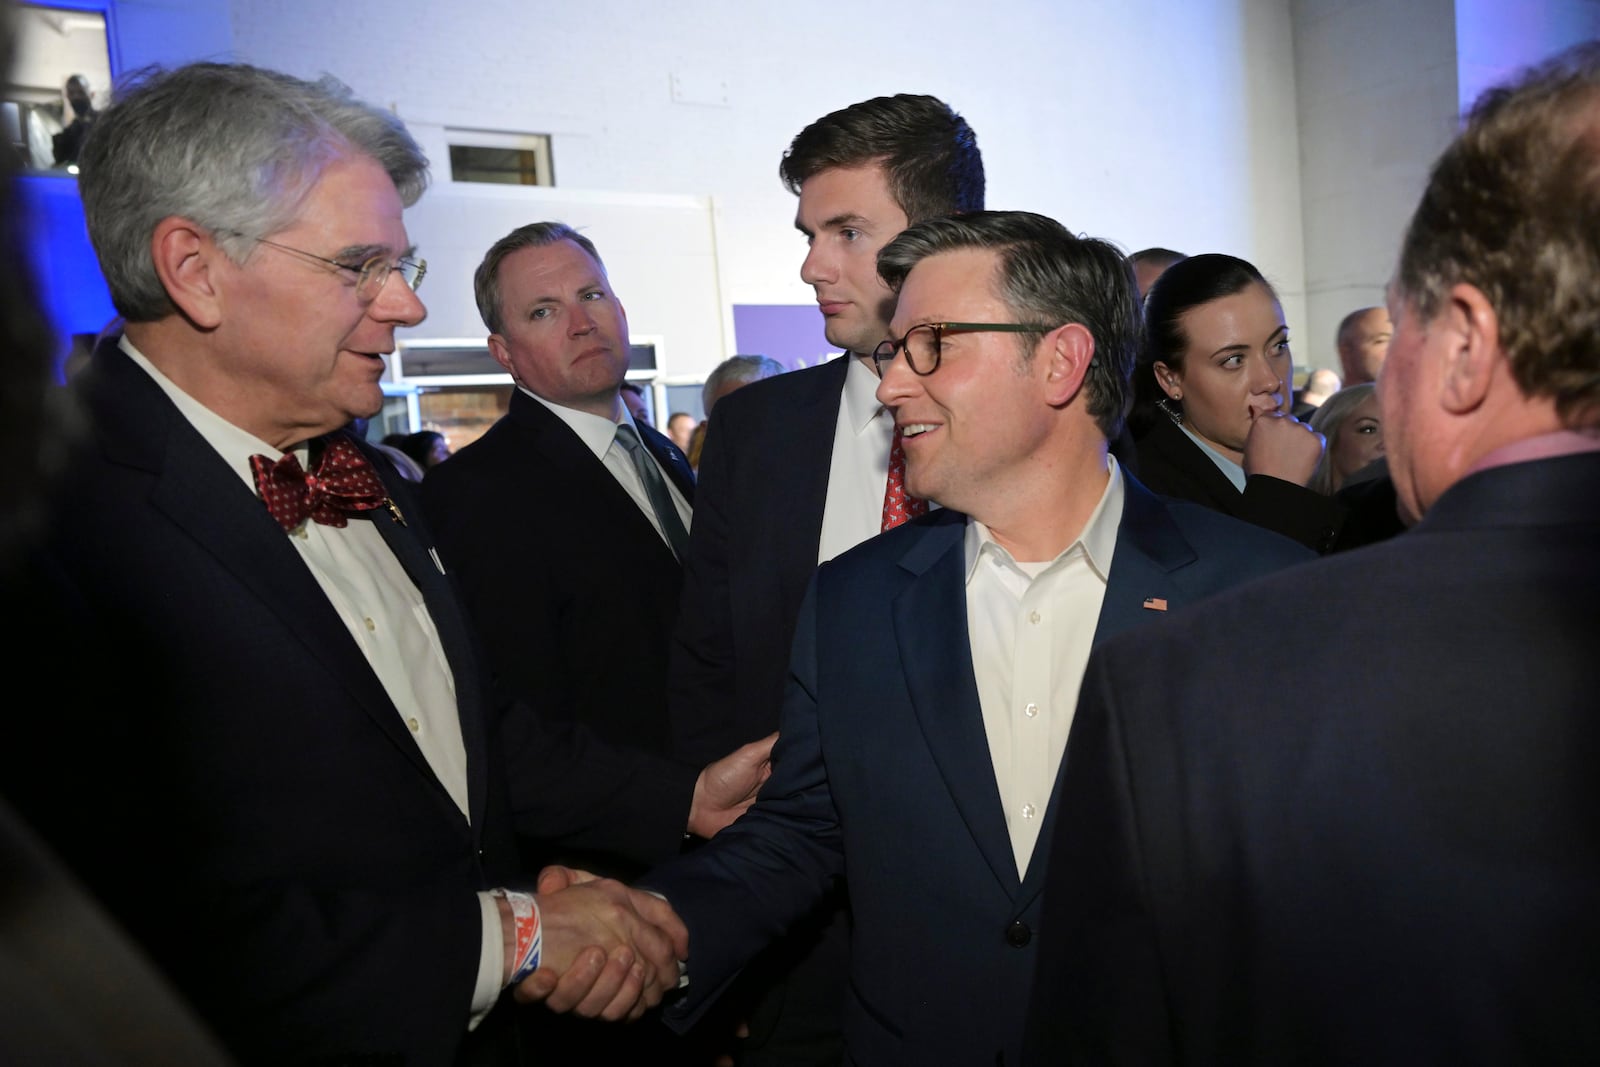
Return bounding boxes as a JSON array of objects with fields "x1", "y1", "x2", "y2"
[{"x1": 504, "y1": 730, "x2": 779, "y2": 1022}]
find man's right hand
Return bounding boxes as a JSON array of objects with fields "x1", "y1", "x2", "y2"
[
  {"x1": 1242, "y1": 409, "x2": 1325, "y2": 487},
  {"x1": 511, "y1": 868, "x2": 689, "y2": 1022}
]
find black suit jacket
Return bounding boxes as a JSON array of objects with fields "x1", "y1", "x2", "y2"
[
  {"x1": 421, "y1": 390, "x2": 694, "y2": 760},
  {"x1": 668, "y1": 355, "x2": 850, "y2": 763},
  {"x1": 1135, "y1": 413, "x2": 1344, "y2": 552},
  {"x1": 1026, "y1": 451, "x2": 1600, "y2": 1065},
  {"x1": 6, "y1": 342, "x2": 692, "y2": 1064},
  {"x1": 644, "y1": 478, "x2": 1314, "y2": 1065}
]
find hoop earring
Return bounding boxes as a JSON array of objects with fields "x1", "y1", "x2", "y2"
[{"x1": 1157, "y1": 396, "x2": 1183, "y2": 425}]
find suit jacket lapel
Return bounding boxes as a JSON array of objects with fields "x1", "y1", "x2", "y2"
[
  {"x1": 1023, "y1": 473, "x2": 1201, "y2": 905},
  {"x1": 892, "y1": 514, "x2": 1022, "y2": 895},
  {"x1": 94, "y1": 347, "x2": 464, "y2": 815},
  {"x1": 508, "y1": 390, "x2": 682, "y2": 567},
  {"x1": 1146, "y1": 415, "x2": 1244, "y2": 512},
  {"x1": 1093, "y1": 471, "x2": 1199, "y2": 645},
  {"x1": 781, "y1": 355, "x2": 852, "y2": 562}
]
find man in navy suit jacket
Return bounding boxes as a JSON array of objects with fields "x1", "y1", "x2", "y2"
[
  {"x1": 4, "y1": 62, "x2": 762, "y2": 1065},
  {"x1": 608, "y1": 212, "x2": 1313, "y2": 1065},
  {"x1": 1025, "y1": 43, "x2": 1600, "y2": 1065}
]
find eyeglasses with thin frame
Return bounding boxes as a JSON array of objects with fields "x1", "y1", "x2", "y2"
[
  {"x1": 223, "y1": 231, "x2": 427, "y2": 302},
  {"x1": 871, "y1": 321, "x2": 1060, "y2": 377}
]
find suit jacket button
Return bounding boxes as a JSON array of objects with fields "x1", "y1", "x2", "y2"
[{"x1": 1005, "y1": 921, "x2": 1032, "y2": 947}]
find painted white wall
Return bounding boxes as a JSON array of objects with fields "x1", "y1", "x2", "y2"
[
  {"x1": 1291, "y1": 0, "x2": 1459, "y2": 374},
  {"x1": 1291, "y1": 0, "x2": 1599, "y2": 376},
  {"x1": 219, "y1": 0, "x2": 1309, "y2": 379}
]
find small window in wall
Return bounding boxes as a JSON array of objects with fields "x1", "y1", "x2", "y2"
[{"x1": 447, "y1": 130, "x2": 553, "y2": 187}]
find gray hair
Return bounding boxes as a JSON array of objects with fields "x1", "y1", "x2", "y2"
[
  {"x1": 1395, "y1": 40, "x2": 1600, "y2": 427},
  {"x1": 702, "y1": 354, "x2": 785, "y2": 415},
  {"x1": 78, "y1": 62, "x2": 429, "y2": 323},
  {"x1": 876, "y1": 211, "x2": 1140, "y2": 440},
  {"x1": 474, "y1": 222, "x2": 605, "y2": 334}
]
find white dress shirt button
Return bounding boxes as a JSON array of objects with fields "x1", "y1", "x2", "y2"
[
  {"x1": 1021, "y1": 803, "x2": 1037, "y2": 819},
  {"x1": 407, "y1": 717, "x2": 420, "y2": 734},
  {"x1": 1028, "y1": 610, "x2": 1041, "y2": 624},
  {"x1": 1024, "y1": 702, "x2": 1039, "y2": 719},
  {"x1": 364, "y1": 617, "x2": 376, "y2": 632}
]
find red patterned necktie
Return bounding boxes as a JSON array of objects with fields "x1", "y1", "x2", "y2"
[
  {"x1": 881, "y1": 425, "x2": 929, "y2": 531},
  {"x1": 250, "y1": 436, "x2": 390, "y2": 532}
]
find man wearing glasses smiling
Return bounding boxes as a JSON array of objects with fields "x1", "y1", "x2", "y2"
[
  {"x1": 13, "y1": 61, "x2": 766, "y2": 1064},
  {"x1": 632, "y1": 210, "x2": 1313, "y2": 1064}
]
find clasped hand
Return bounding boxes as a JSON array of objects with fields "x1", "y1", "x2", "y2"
[{"x1": 512, "y1": 867, "x2": 687, "y2": 1022}]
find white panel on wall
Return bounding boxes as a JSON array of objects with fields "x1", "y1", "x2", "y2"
[
  {"x1": 1291, "y1": 0, "x2": 1458, "y2": 370},
  {"x1": 396, "y1": 177, "x2": 725, "y2": 380}
]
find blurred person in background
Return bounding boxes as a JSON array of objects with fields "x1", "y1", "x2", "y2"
[{"x1": 1308, "y1": 383, "x2": 1383, "y2": 495}]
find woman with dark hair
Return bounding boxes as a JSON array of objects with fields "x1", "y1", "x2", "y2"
[
  {"x1": 398, "y1": 429, "x2": 451, "y2": 470},
  {"x1": 1131, "y1": 253, "x2": 1343, "y2": 551}
]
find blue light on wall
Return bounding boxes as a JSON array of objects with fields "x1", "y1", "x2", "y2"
[{"x1": 16, "y1": 173, "x2": 117, "y2": 375}]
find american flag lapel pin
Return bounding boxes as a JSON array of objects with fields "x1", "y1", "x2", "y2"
[{"x1": 1142, "y1": 597, "x2": 1168, "y2": 612}]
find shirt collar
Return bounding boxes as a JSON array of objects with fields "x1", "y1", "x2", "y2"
[
  {"x1": 521, "y1": 385, "x2": 630, "y2": 461},
  {"x1": 1467, "y1": 429, "x2": 1600, "y2": 476},
  {"x1": 119, "y1": 335, "x2": 295, "y2": 488},
  {"x1": 840, "y1": 354, "x2": 890, "y2": 435},
  {"x1": 1178, "y1": 422, "x2": 1247, "y2": 492},
  {"x1": 963, "y1": 456, "x2": 1125, "y2": 584}
]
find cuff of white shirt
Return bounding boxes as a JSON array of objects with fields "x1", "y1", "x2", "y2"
[{"x1": 468, "y1": 891, "x2": 506, "y2": 1029}]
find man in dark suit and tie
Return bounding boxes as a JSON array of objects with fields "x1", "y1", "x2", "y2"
[
  {"x1": 3, "y1": 62, "x2": 764, "y2": 1065},
  {"x1": 1025, "y1": 42, "x2": 1600, "y2": 1066},
  {"x1": 421, "y1": 221, "x2": 730, "y2": 1063},
  {"x1": 665, "y1": 93, "x2": 985, "y2": 1062},
  {"x1": 423, "y1": 223, "x2": 698, "y2": 769},
  {"x1": 609, "y1": 211, "x2": 1313, "y2": 1065}
]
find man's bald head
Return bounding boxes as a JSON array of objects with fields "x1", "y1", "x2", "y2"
[{"x1": 1336, "y1": 306, "x2": 1392, "y2": 385}]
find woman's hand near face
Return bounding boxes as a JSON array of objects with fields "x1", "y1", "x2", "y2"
[{"x1": 1242, "y1": 409, "x2": 1325, "y2": 486}]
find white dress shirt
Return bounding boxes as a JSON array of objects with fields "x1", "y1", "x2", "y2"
[
  {"x1": 816, "y1": 355, "x2": 896, "y2": 565},
  {"x1": 964, "y1": 458, "x2": 1124, "y2": 877},
  {"x1": 523, "y1": 387, "x2": 692, "y2": 547},
  {"x1": 122, "y1": 338, "x2": 506, "y2": 1021}
]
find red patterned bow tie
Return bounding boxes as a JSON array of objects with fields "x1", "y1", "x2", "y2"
[{"x1": 249, "y1": 436, "x2": 389, "y2": 532}]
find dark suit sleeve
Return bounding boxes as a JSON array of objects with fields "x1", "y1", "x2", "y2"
[
  {"x1": 494, "y1": 698, "x2": 697, "y2": 863},
  {"x1": 1026, "y1": 648, "x2": 1175, "y2": 1065},
  {"x1": 666, "y1": 411, "x2": 744, "y2": 764},
  {"x1": 1137, "y1": 420, "x2": 1344, "y2": 553},
  {"x1": 1237, "y1": 474, "x2": 1345, "y2": 553},
  {"x1": 7, "y1": 545, "x2": 491, "y2": 1065},
  {"x1": 642, "y1": 581, "x2": 845, "y2": 1029}
]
